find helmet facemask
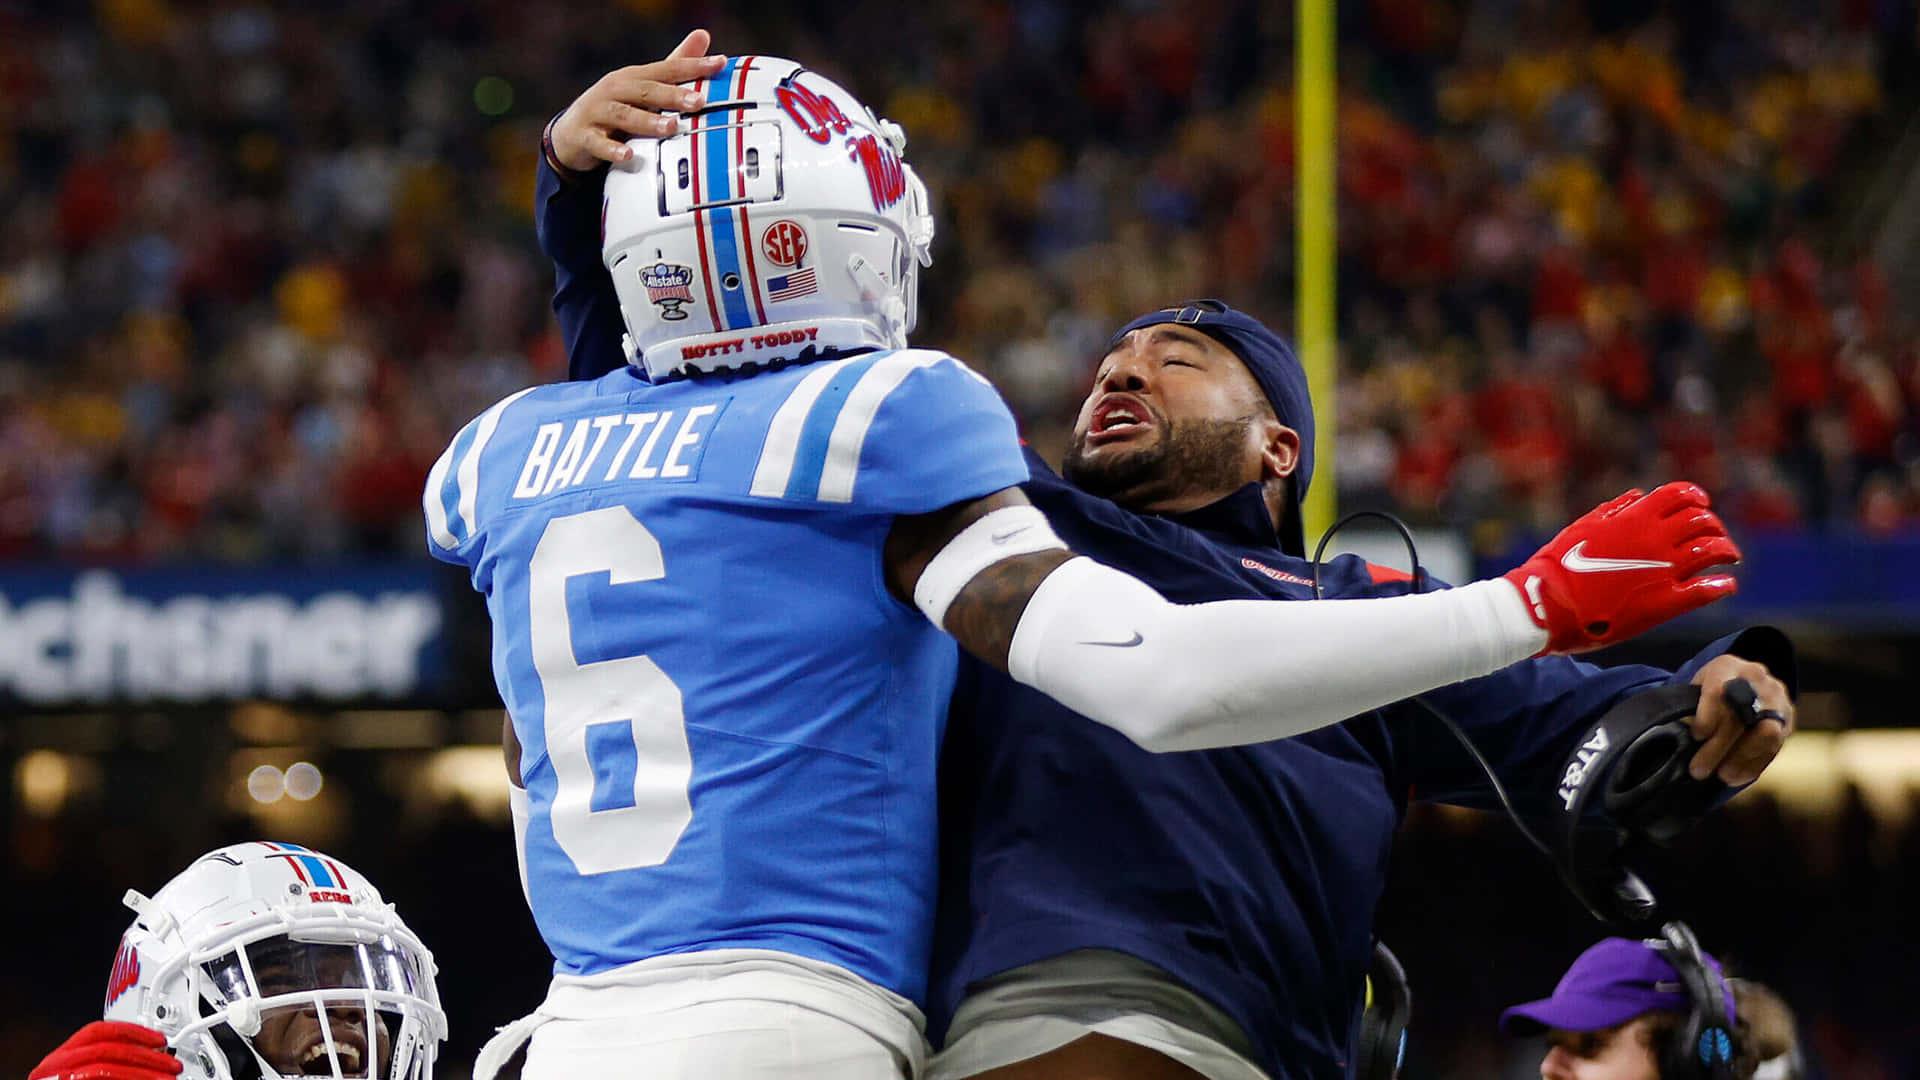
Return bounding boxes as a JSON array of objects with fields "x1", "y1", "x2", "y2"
[
  {"x1": 182, "y1": 930, "x2": 435, "y2": 1080},
  {"x1": 107, "y1": 845, "x2": 446, "y2": 1080}
]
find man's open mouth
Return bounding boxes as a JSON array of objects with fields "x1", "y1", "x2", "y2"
[
  {"x1": 294, "y1": 1029, "x2": 368, "y2": 1077},
  {"x1": 1087, "y1": 394, "x2": 1156, "y2": 443}
]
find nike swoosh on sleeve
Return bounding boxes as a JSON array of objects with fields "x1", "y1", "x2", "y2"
[
  {"x1": 1559, "y1": 540, "x2": 1673, "y2": 573},
  {"x1": 1078, "y1": 631, "x2": 1144, "y2": 647},
  {"x1": 992, "y1": 525, "x2": 1033, "y2": 543}
]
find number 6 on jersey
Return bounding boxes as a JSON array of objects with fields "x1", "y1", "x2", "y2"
[{"x1": 529, "y1": 507, "x2": 693, "y2": 874}]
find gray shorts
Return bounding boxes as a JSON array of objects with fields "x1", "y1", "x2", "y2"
[{"x1": 929, "y1": 949, "x2": 1269, "y2": 1080}]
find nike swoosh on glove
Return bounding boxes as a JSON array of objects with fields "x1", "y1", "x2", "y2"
[
  {"x1": 1503, "y1": 482, "x2": 1741, "y2": 655},
  {"x1": 28, "y1": 1022, "x2": 182, "y2": 1080}
]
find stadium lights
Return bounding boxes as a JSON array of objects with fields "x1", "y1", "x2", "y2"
[
  {"x1": 420, "y1": 746, "x2": 513, "y2": 822},
  {"x1": 1718, "y1": 729, "x2": 1920, "y2": 823},
  {"x1": 229, "y1": 706, "x2": 449, "y2": 749},
  {"x1": 229, "y1": 747, "x2": 309, "y2": 811},
  {"x1": 1826, "y1": 731, "x2": 1920, "y2": 824},
  {"x1": 285, "y1": 761, "x2": 324, "y2": 801},
  {"x1": 229, "y1": 701, "x2": 307, "y2": 745},
  {"x1": 1403, "y1": 730, "x2": 1920, "y2": 830},
  {"x1": 15, "y1": 750, "x2": 101, "y2": 817},
  {"x1": 247, "y1": 763, "x2": 286, "y2": 803},
  {"x1": 230, "y1": 750, "x2": 346, "y2": 847},
  {"x1": 243, "y1": 762, "x2": 321, "y2": 803},
  {"x1": 329, "y1": 710, "x2": 445, "y2": 748}
]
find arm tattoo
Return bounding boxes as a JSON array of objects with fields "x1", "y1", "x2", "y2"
[
  {"x1": 883, "y1": 486, "x2": 1072, "y2": 671},
  {"x1": 942, "y1": 549, "x2": 1074, "y2": 672}
]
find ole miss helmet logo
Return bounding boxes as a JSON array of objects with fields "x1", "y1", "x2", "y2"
[
  {"x1": 776, "y1": 73, "x2": 907, "y2": 211},
  {"x1": 846, "y1": 133, "x2": 906, "y2": 210},
  {"x1": 105, "y1": 938, "x2": 141, "y2": 1008},
  {"x1": 775, "y1": 79, "x2": 850, "y2": 144}
]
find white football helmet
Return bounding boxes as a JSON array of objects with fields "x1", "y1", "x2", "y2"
[
  {"x1": 102, "y1": 842, "x2": 445, "y2": 1080},
  {"x1": 602, "y1": 55, "x2": 936, "y2": 380}
]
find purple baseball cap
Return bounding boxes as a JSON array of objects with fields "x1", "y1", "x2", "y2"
[{"x1": 1500, "y1": 937, "x2": 1735, "y2": 1035}]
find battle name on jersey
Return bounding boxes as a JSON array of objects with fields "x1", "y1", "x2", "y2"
[{"x1": 511, "y1": 403, "x2": 727, "y2": 500}]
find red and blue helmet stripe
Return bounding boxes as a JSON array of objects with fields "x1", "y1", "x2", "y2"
[
  {"x1": 690, "y1": 55, "x2": 768, "y2": 333},
  {"x1": 256, "y1": 840, "x2": 348, "y2": 890}
]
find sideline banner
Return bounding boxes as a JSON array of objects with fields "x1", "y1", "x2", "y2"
[{"x1": 0, "y1": 564, "x2": 450, "y2": 706}]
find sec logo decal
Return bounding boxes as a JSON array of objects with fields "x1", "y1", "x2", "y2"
[{"x1": 761, "y1": 220, "x2": 809, "y2": 267}]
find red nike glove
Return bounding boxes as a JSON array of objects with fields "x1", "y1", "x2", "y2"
[
  {"x1": 28, "y1": 1022, "x2": 182, "y2": 1080},
  {"x1": 1504, "y1": 482, "x2": 1741, "y2": 655}
]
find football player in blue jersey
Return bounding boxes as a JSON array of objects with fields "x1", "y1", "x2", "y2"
[{"x1": 475, "y1": 37, "x2": 1760, "y2": 1080}]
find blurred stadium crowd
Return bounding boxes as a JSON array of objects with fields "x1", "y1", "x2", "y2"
[{"x1": 1, "y1": 0, "x2": 1917, "y2": 564}]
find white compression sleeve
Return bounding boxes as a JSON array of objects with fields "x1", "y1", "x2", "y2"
[{"x1": 1006, "y1": 556, "x2": 1549, "y2": 752}]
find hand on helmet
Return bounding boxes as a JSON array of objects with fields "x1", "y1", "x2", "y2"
[
  {"x1": 29, "y1": 1022, "x2": 181, "y2": 1080},
  {"x1": 1504, "y1": 482, "x2": 1740, "y2": 655},
  {"x1": 548, "y1": 30, "x2": 727, "y2": 173}
]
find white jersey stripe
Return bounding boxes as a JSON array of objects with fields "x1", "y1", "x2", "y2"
[
  {"x1": 423, "y1": 440, "x2": 461, "y2": 551},
  {"x1": 750, "y1": 356, "x2": 861, "y2": 497},
  {"x1": 452, "y1": 388, "x2": 537, "y2": 542},
  {"x1": 815, "y1": 352, "x2": 943, "y2": 503}
]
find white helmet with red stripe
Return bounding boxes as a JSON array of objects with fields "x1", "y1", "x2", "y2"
[
  {"x1": 601, "y1": 55, "x2": 935, "y2": 380},
  {"x1": 102, "y1": 842, "x2": 445, "y2": 1080}
]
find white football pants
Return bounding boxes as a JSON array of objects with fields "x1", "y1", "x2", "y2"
[
  {"x1": 476, "y1": 949, "x2": 928, "y2": 1080},
  {"x1": 523, "y1": 1001, "x2": 911, "y2": 1079}
]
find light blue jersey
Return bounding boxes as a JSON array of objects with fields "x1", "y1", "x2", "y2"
[{"x1": 423, "y1": 349, "x2": 1028, "y2": 1002}]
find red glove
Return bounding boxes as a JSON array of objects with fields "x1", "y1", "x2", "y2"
[
  {"x1": 1504, "y1": 482, "x2": 1740, "y2": 655},
  {"x1": 28, "y1": 1022, "x2": 181, "y2": 1080}
]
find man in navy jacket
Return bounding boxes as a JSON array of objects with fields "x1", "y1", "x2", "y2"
[{"x1": 530, "y1": 45, "x2": 1795, "y2": 1080}]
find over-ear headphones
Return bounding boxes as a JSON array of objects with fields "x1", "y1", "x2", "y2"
[
  {"x1": 1305, "y1": 527, "x2": 1785, "y2": 1080},
  {"x1": 1355, "y1": 940, "x2": 1411, "y2": 1080},
  {"x1": 1654, "y1": 921, "x2": 1741, "y2": 1080}
]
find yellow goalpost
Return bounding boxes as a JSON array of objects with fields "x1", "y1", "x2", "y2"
[{"x1": 1296, "y1": 0, "x2": 1336, "y2": 546}]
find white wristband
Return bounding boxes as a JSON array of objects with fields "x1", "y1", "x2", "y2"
[{"x1": 913, "y1": 505, "x2": 1067, "y2": 627}]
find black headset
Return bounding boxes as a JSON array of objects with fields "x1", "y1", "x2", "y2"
[
  {"x1": 1355, "y1": 940, "x2": 1411, "y2": 1080},
  {"x1": 1654, "y1": 921, "x2": 1741, "y2": 1080},
  {"x1": 1308, "y1": 518, "x2": 1783, "y2": 1080}
]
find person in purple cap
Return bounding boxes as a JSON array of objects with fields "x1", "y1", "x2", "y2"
[
  {"x1": 531, "y1": 49, "x2": 1797, "y2": 1080},
  {"x1": 1502, "y1": 936, "x2": 1788, "y2": 1080}
]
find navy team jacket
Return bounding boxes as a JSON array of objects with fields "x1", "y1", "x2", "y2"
[{"x1": 537, "y1": 157, "x2": 1791, "y2": 1078}]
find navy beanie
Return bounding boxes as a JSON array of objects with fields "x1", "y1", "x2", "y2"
[{"x1": 1109, "y1": 300, "x2": 1315, "y2": 556}]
